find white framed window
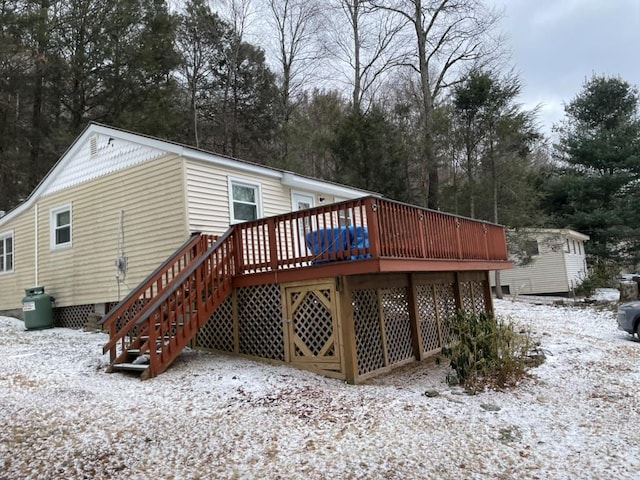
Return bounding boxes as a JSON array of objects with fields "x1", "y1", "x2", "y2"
[
  {"x1": 0, "y1": 231, "x2": 14, "y2": 274},
  {"x1": 51, "y1": 204, "x2": 72, "y2": 249},
  {"x1": 228, "y1": 178, "x2": 262, "y2": 223},
  {"x1": 333, "y1": 196, "x2": 353, "y2": 227}
]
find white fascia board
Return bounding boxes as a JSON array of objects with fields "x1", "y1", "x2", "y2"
[
  {"x1": 281, "y1": 172, "x2": 376, "y2": 199},
  {"x1": 562, "y1": 229, "x2": 590, "y2": 241}
]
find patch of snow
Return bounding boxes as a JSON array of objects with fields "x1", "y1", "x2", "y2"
[
  {"x1": 590, "y1": 288, "x2": 620, "y2": 303},
  {"x1": 1, "y1": 299, "x2": 639, "y2": 479}
]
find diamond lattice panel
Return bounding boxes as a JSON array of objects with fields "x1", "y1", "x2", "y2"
[
  {"x1": 471, "y1": 281, "x2": 486, "y2": 314},
  {"x1": 353, "y1": 289, "x2": 385, "y2": 375},
  {"x1": 238, "y1": 284, "x2": 285, "y2": 361},
  {"x1": 461, "y1": 281, "x2": 474, "y2": 313},
  {"x1": 435, "y1": 283, "x2": 457, "y2": 344},
  {"x1": 53, "y1": 304, "x2": 95, "y2": 329},
  {"x1": 416, "y1": 285, "x2": 441, "y2": 352},
  {"x1": 293, "y1": 290, "x2": 333, "y2": 357},
  {"x1": 381, "y1": 288, "x2": 413, "y2": 366},
  {"x1": 197, "y1": 295, "x2": 234, "y2": 352}
]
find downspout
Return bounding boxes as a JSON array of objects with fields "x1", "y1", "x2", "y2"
[{"x1": 34, "y1": 203, "x2": 39, "y2": 286}]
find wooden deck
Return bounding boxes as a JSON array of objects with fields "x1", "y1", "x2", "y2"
[
  {"x1": 231, "y1": 196, "x2": 511, "y2": 287},
  {"x1": 100, "y1": 196, "x2": 511, "y2": 381}
]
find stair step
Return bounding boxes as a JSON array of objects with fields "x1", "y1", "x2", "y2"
[
  {"x1": 111, "y1": 363, "x2": 149, "y2": 372},
  {"x1": 127, "y1": 348, "x2": 161, "y2": 355}
]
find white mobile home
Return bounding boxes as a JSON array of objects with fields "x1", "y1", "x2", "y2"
[
  {"x1": 0, "y1": 123, "x2": 372, "y2": 322},
  {"x1": 493, "y1": 229, "x2": 589, "y2": 296}
]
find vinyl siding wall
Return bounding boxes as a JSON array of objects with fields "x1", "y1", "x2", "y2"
[
  {"x1": 496, "y1": 233, "x2": 588, "y2": 295},
  {"x1": 32, "y1": 155, "x2": 187, "y2": 308},
  {"x1": 185, "y1": 159, "x2": 331, "y2": 235},
  {"x1": 0, "y1": 208, "x2": 36, "y2": 310}
]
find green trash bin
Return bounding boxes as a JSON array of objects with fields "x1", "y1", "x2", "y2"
[{"x1": 22, "y1": 286, "x2": 54, "y2": 330}]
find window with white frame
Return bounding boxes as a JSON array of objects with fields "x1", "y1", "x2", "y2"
[
  {"x1": 229, "y1": 179, "x2": 262, "y2": 223},
  {"x1": 51, "y1": 204, "x2": 72, "y2": 248},
  {"x1": 0, "y1": 231, "x2": 13, "y2": 273},
  {"x1": 333, "y1": 196, "x2": 353, "y2": 227}
]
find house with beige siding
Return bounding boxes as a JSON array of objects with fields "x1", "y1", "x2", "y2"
[
  {"x1": 1, "y1": 123, "x2": 516, "y2": 383},
  {"x1": 492, "y1": 229, "x2": 590, "y2": 296},
  {"x1": 0, "y1": 123, "x2": 372, "y2": 322}
]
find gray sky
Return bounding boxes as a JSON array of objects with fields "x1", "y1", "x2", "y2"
[{"x1": 497, "y1": 0, "x2": 640, "y2": 138}]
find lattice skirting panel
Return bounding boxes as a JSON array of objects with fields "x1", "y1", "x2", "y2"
[
  {"x1": 352, "y1": 276, "x2": 490, "y2": 380},
  {"x1": 53, "y1": 304, "x2": 95, "y2": 329},
  {"x1": 415, "y1": 283, "x2": 457, "y2": 353},
  {"x1": 238, "y1": 284, "x2": 285, "y2": 361},
  {"x1": 353, "y1": 289, "x2": 386, "y2": 376},
  {"x1": 194, "y1": 283, "x2": 285, "y2": 362},
  {"x1": 461, "y1": 281, "x2": 487, "y2": 315},
  {"x1": 380, "y1": 288, "x2": 413, "y2": 365},
  {"x1": 196, "y1": 296, "x2": 234, "y2": 353}
]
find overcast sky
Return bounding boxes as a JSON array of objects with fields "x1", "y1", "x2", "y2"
[{"x1": 496, "y1": 0, "x2": 640, "y2": 139}]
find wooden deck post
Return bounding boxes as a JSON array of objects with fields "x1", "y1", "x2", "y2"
[
  {"x1": 339, "y1": 276, "x2": 359, "y2": 384},
  {"x1": 483, "y1": 270, "x2": 495, "y2": 315},
  {"x1": 407, "y1": 274, "x2": 425, "y2": 360},
  {"x1": 483, "y1": 224, "x2": 490, "y2": 260},
  {"x1": 365, "y1": 198, "x2": 382, "y2": 258},
  {"x1": 267, "y1": 218, "x2": 279, "y2": 270},
  {"x1": 232, "y1": 230, "x2": 244, "y2": 275},
  {"x1": 453, "y1": 272, "x2": 463, "y2": 312}
]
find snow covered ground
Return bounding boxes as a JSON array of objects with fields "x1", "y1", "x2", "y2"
[{"x1": 1, "y1": 298, "x2": 639, "y2": 480}]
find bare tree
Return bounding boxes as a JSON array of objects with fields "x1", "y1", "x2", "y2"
[
  {"x1": 330, "y1": 0, "x2": 406, "y2": 113},
  {"x1": 370, "y1": 0, "x2": 502, "y2": 209},
  {"x1": 176, "y1": 0, "x2": 225, "y2": 148},
  {"x1": 263, "y1": 0, "x2": 325, "y2": 163}
]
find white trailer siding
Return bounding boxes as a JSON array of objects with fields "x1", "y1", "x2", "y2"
[{"x1": 494, "y1": 229, "x2": 589, "y2": 296}]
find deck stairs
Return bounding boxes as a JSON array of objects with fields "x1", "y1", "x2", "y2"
[{"x1": 100, "y1": 230, "x2": 235, "y2": 379}]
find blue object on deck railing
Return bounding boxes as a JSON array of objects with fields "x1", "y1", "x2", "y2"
[{"x1": 305, "y1": 226, "x2": 370, "y2": 264}]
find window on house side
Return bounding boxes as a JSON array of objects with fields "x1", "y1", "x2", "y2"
[
  {"x1": 0, "y1": 232, "x2": 13, "y2": 273},
  {"x1": 230, "y1": 181, "x2": 261, "y2": 223},
  {"x1": 525, "y1": 240, "x2": 539, "y2": 256},
  {"x1": 51, "y1": 205, "x2": 72, "y2": 248}
]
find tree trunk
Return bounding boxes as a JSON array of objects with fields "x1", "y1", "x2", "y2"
[{"x1": 414, "y1": 1, "x2": 438, "y2": 210}]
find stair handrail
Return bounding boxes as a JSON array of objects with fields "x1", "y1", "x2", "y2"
[
  {"x1": 132, "y1": 228, "x2": 236, "y2": 330},
  {"x1": 100, "y1": 233, "x2": 212, "y2": 359},
  {"x1": 132, "y1": 228, "x2": 237, "y2": 377}
]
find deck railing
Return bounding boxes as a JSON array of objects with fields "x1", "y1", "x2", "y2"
[
  {"x1": 234, "y1": 196, "x2": 508, "y2": 274},
  {"x1": 100, "y1": 233, "x2": 217, "y2": 362}
]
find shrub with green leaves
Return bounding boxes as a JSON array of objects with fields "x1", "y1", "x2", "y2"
[{"x1": 443, "y1": 310, "x2": 542, "y2": 391}]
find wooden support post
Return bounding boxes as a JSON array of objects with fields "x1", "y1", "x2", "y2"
[
  {"x1": 340, "y1": 277, "x2": 359, "y2": 384},
  {"x1": 407, "y1": 274, "x2": 425, "y2": 360},
  {"x1": 483, "y1": 270, "x2": 495, "y2": 315},
  {"x1": 377, "y1": 290, "x2": 389, "y2": 368},
  {"x1": 267, "y1": 218, "x2": 278, "y2": 271},
  {"x1": 233, "y1": 230, "x2": 244, "y2": 275},
  {"x1": 453, "y1": 272, "x2": 464, "y2": 313},
  {"x1": 365, "y1": 198, "x2": 382, "y2": 258}
]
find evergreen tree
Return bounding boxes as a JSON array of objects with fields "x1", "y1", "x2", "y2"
[
  {"x1": 331, "y1": 106, "x2": 410, "y2": 201},
  {"x1": 550, "y1": 75, "x2": 640, "y2": 266}
]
